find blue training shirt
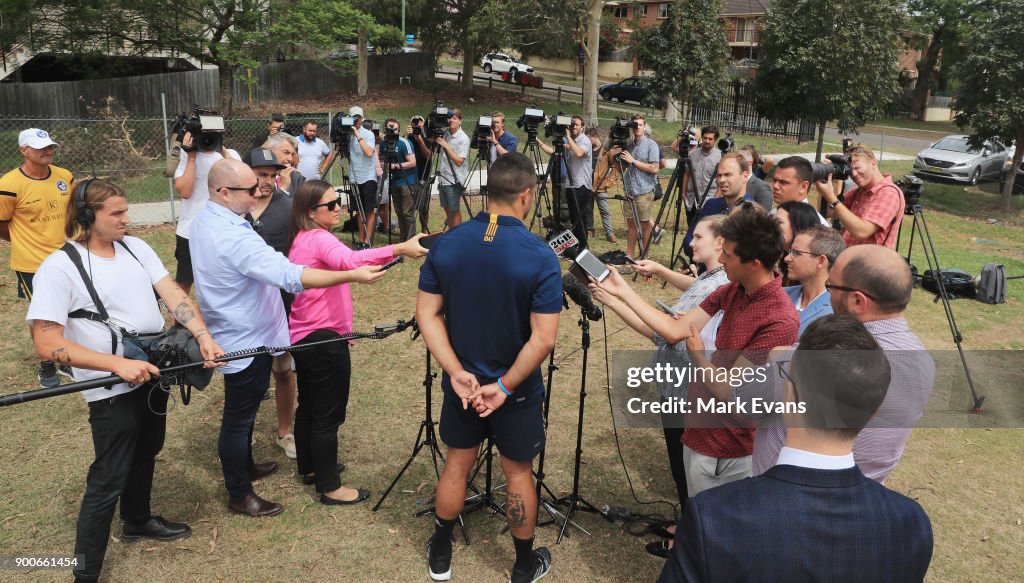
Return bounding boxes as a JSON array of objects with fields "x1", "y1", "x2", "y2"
[{"x1": 419, "y1": 211, "x2": 563, "y2": 398}]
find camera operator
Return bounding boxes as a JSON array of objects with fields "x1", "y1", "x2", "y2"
[
  {"x1": 406, "y1": 115, "x2": 433, "y2": 233},
  {"x1": 675, "y1": 126, "x2": 722, "y2": 216},
  {"x1": 382, "y1": 118, "x2": 419, "y2": 241},
  {"x1": 28, "y1": 179, "x2": 224, "y2": 583},
  {"x1": 487, "y1": 111, "x2": 519, "y2": 162},
  {"x1": 251, "y1": 113, "x2": 285, "y2": 150},
  {"x1": 296, "y1": 121, "x2": 334, "y2": 181},
  {"x1": 536, "y1": 115, "x2": 593, "y2": 246},
  {"x1": 347, "y1": 106, "x2": 379, "y2": 245},
  {"x1": 609, "y1": 114, "x2": 660, "y2": 258},
  {"x1": 173, "y1": 126, "x2": 242, "y2": 294},
  {"x1": 814, "y1": 145, "x2": 904, "y2": 249},
  {"x1": 436, "y1": 109, "x2": 470, "y2": 229}
]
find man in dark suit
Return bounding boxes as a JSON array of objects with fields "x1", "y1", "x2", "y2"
[{"x1": 659, "y1": 315, "x2": 933, "y2": 583}]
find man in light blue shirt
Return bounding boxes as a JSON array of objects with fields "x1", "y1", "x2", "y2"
[
  {"x1": 782, "y1": 225, "x2": 843, "y2": 337},
  {"x1": 347, "y1": 106, "x2": 379, "y2": 245},
  {"x1": 190, "y1": 158, "x2": 387, "y2": 518}
]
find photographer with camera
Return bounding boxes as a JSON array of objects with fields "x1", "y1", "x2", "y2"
[
  {"x1": 28, "y1": 179, "x2": 224, "y2": 583},
  {"x1": 675, "y1": 126, "x2": 722, "y2": 216},
  {"x1": 382, "y1": 118, "x2": 419, "y2": 241},
  {"x1": 173, "y1": 119, "x2": 242, "y2": 294},
  {"x1": 347, "y1": 106, "x2": 380, "y2": 245},
  {"x1": 609, "y1": 114, "x2": 661, "y2": 259},
  {"x1": 537, "y1": 114, "x2": 593, "y2": 245},
  {"x1": 406, "y1": 115, "x2": 433, "y2": 233},
  {"x1": 251, "y1": 113, "x2": 285, "y2": 150},
  {"x1": 487, "y1": 111, "x2": 519, "y2": 161},
  {"x1": 814, "y1": 145, "x2": 904, "y2": 249},
  {"x1": 436, "y1": 109, "x2": 470, "y2": 229}
]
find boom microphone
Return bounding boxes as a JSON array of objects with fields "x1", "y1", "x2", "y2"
[{"x1": 562, "y1": 272, "x2": 602, "y2": 321}]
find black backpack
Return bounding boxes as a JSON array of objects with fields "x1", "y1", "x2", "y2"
[
  {"x1": 921, "y1": 268, "x2": 977, "y2": 300},
  {"x1": 977, "y1": 263, "x2": 1007, "y2": 304}
]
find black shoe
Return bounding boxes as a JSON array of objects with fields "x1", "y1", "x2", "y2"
[
  {"x1": 301, "y1": 463, "x2": 346, "y2": 485},
  {"x1": 319, "y1": 488, "x2": 369, "y2": 506},
  {"x1": 38, "y1": 361, "x2": 60, "y2": 389},
  {"x1": 121, "y1": 516, "x2": 192, "y2": 542},
  {"x1": 57, "y1": 364, "x2": 74, "y2": 379},
  {"x1": 510, "y1": 547, "x2": 551, "y2": 583},
  {"x1": 645, "y1": 539, "x2": 671, "y2": 559},
  {"x1": 249, "y1": 461, "x2": 279, "y2": 482},
  {"x1": 426, "y1": 534, "x2": 452, "y2": 581}
]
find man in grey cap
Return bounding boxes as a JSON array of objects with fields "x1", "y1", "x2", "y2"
[
  {"x1": 243, "y1": 147, "x2": 299, "y2": 460},
  {"x1": 0, "y1": 128, "x2": 75, "y2": 388},
  {"x1": 348, "y1": 106, "x2": 378, "y2": 245}
]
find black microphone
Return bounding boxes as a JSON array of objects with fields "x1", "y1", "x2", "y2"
[{"x1": 562, "y1": 273, "x2": 602, "y2": 321}]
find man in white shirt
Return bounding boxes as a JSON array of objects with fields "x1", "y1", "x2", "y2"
[{"x1": 296, "y1": 121, "x2": 334, "y2": 180}]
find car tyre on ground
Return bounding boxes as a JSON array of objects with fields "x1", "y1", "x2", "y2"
[{"x1": 483, "y1": 63, "x2": 492, "y2": 73}]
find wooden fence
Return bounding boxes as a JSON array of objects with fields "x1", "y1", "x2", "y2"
[{"x1": 0, "y1": 53, "x2": 434, "y2": 117}]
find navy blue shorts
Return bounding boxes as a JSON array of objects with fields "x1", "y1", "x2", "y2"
[
  {"x1": 16, "y1": 271, "x2": 33, "y2": 299},
  {"x1": 439, "y1": 384, "x2": 545, "y2": 462}
]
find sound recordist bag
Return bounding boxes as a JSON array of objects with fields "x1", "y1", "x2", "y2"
[
  {"x1": 977, "y1": 263, "x2": 1007, "y2": 304},
  {"x1": 59, "y1": 242, "x2": 213, "y2": 392}
]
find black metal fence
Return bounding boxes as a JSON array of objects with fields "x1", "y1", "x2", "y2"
[{"x1": 690, "y1": 80, "x2": 817, "y2": 142}]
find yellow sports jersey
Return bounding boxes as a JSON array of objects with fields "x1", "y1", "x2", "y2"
[{"x1": 0, "y1": 165, "x2": 74, "y2": 273}]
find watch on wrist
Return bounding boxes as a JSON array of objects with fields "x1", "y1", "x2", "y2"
[{"x1": 829, "y1": 199, "x2": 842, "y2": 209}]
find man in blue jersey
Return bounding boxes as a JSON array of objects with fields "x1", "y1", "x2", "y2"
[{"x1": 417, "y1": 152, "x2": 561, "y2": 583}]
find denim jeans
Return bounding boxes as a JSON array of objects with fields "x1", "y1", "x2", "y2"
[
  {"x1": 219, "y1": 354, "x2": 272, "y2": 501},
  {"x1": 73, "y1": 384, "x2": 168, "y2": 581}
]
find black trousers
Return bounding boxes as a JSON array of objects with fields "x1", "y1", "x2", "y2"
[
  {"x1": 661, "y1": 408, "x2": 688, "y2": 507},
  {"x1": 571, "y1": 186, "x2": 596, "y2": 232},
  {"x1": 292, "y1": 330, "x2": 352, "y2": 493},
  {"x1": 73, "y1": 384, "x2": 168, "y2": 581}
]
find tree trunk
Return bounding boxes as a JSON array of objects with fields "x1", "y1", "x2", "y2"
[
  {"x1": 909, "y1": 27, "x2": 944, "y2": 121},
  {"x1": 582, "y1": 0, "x2": 603, "y2": 127},
  {"x1": 461, "y1": 37, "x2": 475, "y2": 91},
  {"x1": 358, "y1": 28, "x2": 368, "y2": 96},
  {"x1": 664, "y1": 94, "x2": 679, "y2": 123},
  {"x1": 217, "y1": 62, "x2": 236, "y2": 116},
  {"x1": 1002, "y1": 128, "x2": 1023, "y2": 211},
  {"x1": 815, "y1": 121, "x2": 826, "y2": 162}
]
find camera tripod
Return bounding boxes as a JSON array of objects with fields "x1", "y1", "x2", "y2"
[
  {"x1": 526, "y1": 134, "x2": 589, "y2": 247},
  {"x1": 649, "y1": 141, "x2": 722, "y2": 271},
  {"x1": 456, "y1": 138, "x2": 493, "y2": 214},
  {"x1": 321, "y1": 139, "x2": 370, "y2": 247},
  {"x1": 896, "y1": 202, "x2": 984, "y2": 412},
  {"x1": 413, "y1": 137, "x2": 475, "y2": 231}
]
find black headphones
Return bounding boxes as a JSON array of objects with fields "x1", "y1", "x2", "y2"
[{"x1": 73, "y1": 178, "x2": 95, "y2": 228}]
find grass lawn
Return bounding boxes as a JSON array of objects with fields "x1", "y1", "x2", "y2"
[{"x1": 1, "y1": 85, "x2": 1022, "y2": 582}]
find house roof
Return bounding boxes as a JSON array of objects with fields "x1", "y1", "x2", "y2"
[{"x1": 721, "y1": 0, "x2": 770, "y2": 16}]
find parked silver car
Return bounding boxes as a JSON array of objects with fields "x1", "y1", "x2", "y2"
[{"x1": 913, "y1": 135, "x2": 1009, "y2": 185}]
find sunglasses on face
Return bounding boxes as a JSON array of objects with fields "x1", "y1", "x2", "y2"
[
  {"x1": 313, "y1": 197, "x2": 344, "y2": 211},
  {"x1": 222, "y1": 184, "x2": 259, "y2": 197}
]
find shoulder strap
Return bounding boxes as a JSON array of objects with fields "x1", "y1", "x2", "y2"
[{"x1": 61, "y1": 242, "x2": 109, "y2": 321}]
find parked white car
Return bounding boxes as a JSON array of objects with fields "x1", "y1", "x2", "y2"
[{"x1": 480, "y1": 53, "x2": 533, "y2": 76}]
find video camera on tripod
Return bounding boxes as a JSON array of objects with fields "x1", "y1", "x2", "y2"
[
  {"x1": 472, "y1": 115, "x2": 493, "y2": 151},
  {"x1": 425, "y1": 102, "x2": 454, "y2": 138},
  {"x1": 896, "y1": 174, "x2": 923, "y2": 214},
  {"x1": 330, "y1": 113, "x2": 357, "y2": 158},
  {"x1": 545, "y1": 112, "x2": 572, "y2": 139},
  {"x1": 609, "y1": 116, "x2": 638, "y2": 149},
  {"x1": 516, "y1": 107, "x2": 546, "y2": 144}
]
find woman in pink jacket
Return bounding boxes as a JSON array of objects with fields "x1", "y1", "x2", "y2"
[{"x1": 287, "y1": 179, "x2": 426, "y2": 505}]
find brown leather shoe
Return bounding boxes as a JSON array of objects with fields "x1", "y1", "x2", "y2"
[
  {"x1": 228, "y1": 493, "x2": 284, "y2": 517},
  {"x1": 606, "y1": 234, "x2": 619, "y2": 244},
  {"x1": 248, "y1": 461, "x2": 279, "y2": 482}
]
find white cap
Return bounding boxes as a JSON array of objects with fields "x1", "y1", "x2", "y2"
[
  {"x1": 19, "y1": 128, "x2": 58, "y2": 149},
  {"x1": 349, "y1": 106, "x2": 364, "y2": 117}
]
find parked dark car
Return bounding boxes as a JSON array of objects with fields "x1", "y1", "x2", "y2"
[{"x1": 598, "y1": 77, "x2": 664, "y2": 108}]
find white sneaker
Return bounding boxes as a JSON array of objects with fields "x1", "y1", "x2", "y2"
[{"x1": 276, "y1": 433, "x2": 297, "y2": 459}]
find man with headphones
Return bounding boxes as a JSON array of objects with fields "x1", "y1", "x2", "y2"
[
  {"x1": 27, "y1": 179, "x2": 225, "y2": 583},
  {"x1": 0, "y1": 128, "x2": 76, "y2": 388}
]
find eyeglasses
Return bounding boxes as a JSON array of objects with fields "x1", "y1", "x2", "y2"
[
  {"x1": 313, "y1": 197, "x2": 344, "y2": 211},
  {"x1": 221, "y1": 184, "x2": 259, "y2": 197},
  {"x1": 787, "y1": 247, "x2": 820, "y2": 258},
  {"x1": 824, "y1": 280, "x2": 877, "y2": 301}
]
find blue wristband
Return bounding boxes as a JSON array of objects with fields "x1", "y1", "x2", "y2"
[{"x1": 497, "y1": 376, "x2": 512, "y2": 396}]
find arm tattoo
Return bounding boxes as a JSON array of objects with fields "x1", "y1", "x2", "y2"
[
  {"x1": 506, "y1": 492, "x2": 527, "y2": 529},
  {"x1": 50, "y1": 347, "x2": 71, "y2": 365},
  {"x1": 172, "y1": 300, "x2": 196, "y2": 325},
  {"x1": 39, "y1": 321, "x2": 60, "y2": 333}
]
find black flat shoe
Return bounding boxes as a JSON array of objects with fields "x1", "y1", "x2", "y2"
[
  {"x1": 646, "y1": 540, "x2": 671, "y2": 559},
  {"x1": 320, "y1": 488, "x2": 370, "y2": 506},
  {"x1": 301, "y1": 463, "x2": 346, "y2": 485},
  {"x1": 121, "y1": 516, "x2": 192, "y2": 542}
]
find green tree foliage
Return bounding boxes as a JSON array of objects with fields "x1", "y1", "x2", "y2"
[
  {"x1": 952, "y1": 0, "x2": 1024, "y2": 210},
  {"x1": 631, "y1": 0, "x2": 730, "y2": 121},
  {"x1": 904, "y1": 0, "x2": 973, "y2": 120},
  {"x1": 752, "y1": 0, "x2": 902, "y2": 157}
]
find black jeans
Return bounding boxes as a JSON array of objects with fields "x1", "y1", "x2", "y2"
[
  {"x1": 73, "y1": 384, "x2": 168, "y2": 581},
  {"x1": 572, "y1": 185, "x2": 595, "y2": 232},
  {"x1": 661, "y1": 408, "x2": 688, "y2": 507},
  {"x1": 292, "y1": 330, "x2": 352, "y2": 493},
  {"x1": 219, "y1": 354, "x2": 272, "y2": 501}
]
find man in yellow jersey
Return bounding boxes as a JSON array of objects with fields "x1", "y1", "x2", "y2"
[{"x1": 0, "y1": 128, "x2": 75, "y2": 388}]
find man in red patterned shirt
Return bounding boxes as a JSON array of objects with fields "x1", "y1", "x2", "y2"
[
  {"x1": 815, "y1": 145, "x2": 904, "y2": 249},
  {"x1": 593, "y1": 207, "x2": 799, "y2": 499}
]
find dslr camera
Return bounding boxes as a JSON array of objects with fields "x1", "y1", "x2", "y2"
[
  {"x1": 717, "y1": 132, "x2": 734, "y2": 153},
  {"x1": 811, "y1": 154, "x2": 853, "y2": 182},
  {"x1": 545, "y1": 112, "x2": 572, "y2": 139},
  {"x1": 426, "y1": 102, "x2": 454, "y2": 138},
  {"x1": 609, "y1": 116, "x2": 637, "y2": 149}
]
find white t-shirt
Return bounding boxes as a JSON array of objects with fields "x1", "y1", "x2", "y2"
[
  {"x1": 174, "y1": 149, "x2": 242, "y2": 238},
  {"x1": 296, "y1": 136, "x2": 331, "y2": 179},
  {"x1": 26, "y1": 237, "x2": 169, "y2": 402}
]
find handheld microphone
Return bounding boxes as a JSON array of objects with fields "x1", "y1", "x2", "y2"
[{"x1": 562, "y1": 273, "x2": 602, "y2": 321}]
